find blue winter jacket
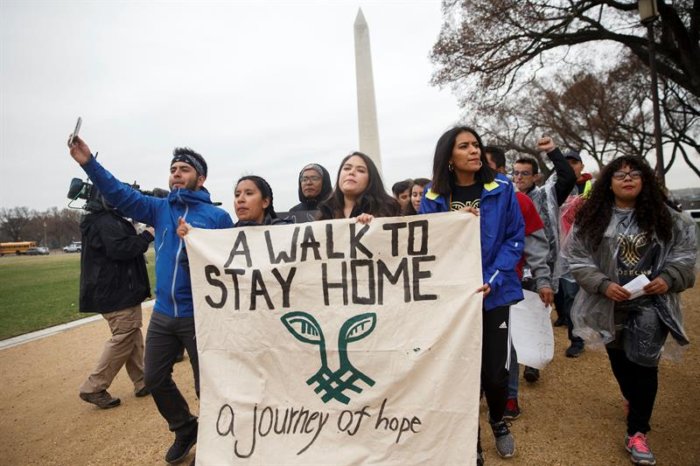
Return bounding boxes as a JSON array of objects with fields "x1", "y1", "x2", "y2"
[
  {"x1": 82, "y1": 157, "x2": 234, "y2": 318},
  {"x1": 418, "y1": 174, "x2": 525, "y2": 311}
]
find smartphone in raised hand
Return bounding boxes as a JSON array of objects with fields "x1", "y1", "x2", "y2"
[{"x1": 68, "y1": 117, "x2": 82, "y2": 146}]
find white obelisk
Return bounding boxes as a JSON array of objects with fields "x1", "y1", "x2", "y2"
[{"x1": 354, "y1": 8, "x2": 382, "y2": 173}]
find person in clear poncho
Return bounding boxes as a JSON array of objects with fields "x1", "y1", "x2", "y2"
[{"x1": 563, "y1": 155, "x2": 696, "y2": 466}]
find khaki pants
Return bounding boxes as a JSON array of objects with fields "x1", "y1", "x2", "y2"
[{"x1": 79, "y1": 304, "x2": 145, "y2": 394}]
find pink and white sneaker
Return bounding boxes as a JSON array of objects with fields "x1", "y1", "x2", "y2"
[{"x1": 625, "y1": 432, "x2": 656, "y2": 465}]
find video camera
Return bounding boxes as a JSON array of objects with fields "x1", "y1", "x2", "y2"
[{"x1": 67, "y1": 177, "x2": 168, "y2": 211}]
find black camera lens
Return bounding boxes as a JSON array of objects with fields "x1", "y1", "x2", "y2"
[{"x1": 67, "y1": 178, "x2": 91, "y2": 199}]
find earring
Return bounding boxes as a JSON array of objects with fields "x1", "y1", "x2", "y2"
[
  {"x1": 477, "y1": 161, "x2": 483, "y2": 168},
  {"x1": 448, "y1": 162, "x2": 454, "y2": 172}
]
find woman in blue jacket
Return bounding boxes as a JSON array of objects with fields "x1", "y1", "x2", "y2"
[{"x1": 419, "y1": 126, "x2": 524, "y2": 464}]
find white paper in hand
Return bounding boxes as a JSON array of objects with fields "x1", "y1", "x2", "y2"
[
  {"x1": 623, "y1": 274, "x2": 650, "y2": 300},
  {"x1": 510, "y1": 290, "x2": 554, "y2": 370}
]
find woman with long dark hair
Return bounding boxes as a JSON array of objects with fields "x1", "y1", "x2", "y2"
[
  {"x1": 565, "y1": 156, "x2": 696, "y2": 466},
  {"x1": 318, "y1": 151, "x2": 400, "y2": 222},
  {"x1": 419, "y1": 126, "x2": 525, "y2": 463},
  {"x1": 177, "y1": 175, "x2": 289, "y2": 238},
  {"x1": 405, "y1": 177, "x2": 431, "y2": 215},
  {"x1": 232, "y1": 175, "x2": 289, "y2": 227}
]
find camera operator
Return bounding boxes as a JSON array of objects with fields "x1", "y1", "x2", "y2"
[
  {"x1": 78, "y1": 189, "x2": 154, "y2": 409},
  {"x1": 68, "y1": 136, "x2": 233, "y2": 465}
]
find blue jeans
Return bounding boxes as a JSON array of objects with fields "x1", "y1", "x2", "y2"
[
  {"x1": 555, "y1": 278, "x2": 584, "y2": 347},
  {"x1": 507, "y1": 343, "x2": 519, "y2": 399}
]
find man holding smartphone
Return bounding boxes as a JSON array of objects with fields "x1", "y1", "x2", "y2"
[{"x1": 69, "y1": 135, "x2": 233, "y2": 464}]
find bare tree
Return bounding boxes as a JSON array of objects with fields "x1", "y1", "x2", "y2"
[
  {"x1": 433, "y1": 1, "x2": 700, "y2": 179},
  {"x1": 44, "y1": 208, "x2": 82, "y2": 248},
  {"x1": 660, "y1": 81, "x2": 700, "y2": 176},
  {"x1": 432, "y1": 0, "x2": 700, "y2": 110},
  {"x1": 479, "y1": 57, "x2": 658, "y2": 173},
  {"x1": 0, "y1": 207, "x2": 82, "y2": 248},
  {"x1": 0, "y1": 207, "x2": 34, "y2": 242}
]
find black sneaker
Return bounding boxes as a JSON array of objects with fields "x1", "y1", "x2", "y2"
[
  {"x1": 134, "y1": 386, "x2": 151, "y2": 397},
  {"x1": 166, "y1": 423, "x2": 198, "y2": 464},
  {"x1": 565, "y1": 343, "x2": 585, "y2": 358},
  {"x1": 79, "y1": 390, "x2": 121, "y2": 409},
  {"x1": 523, "y1": 366, "x2": 540, "y2": 383}
]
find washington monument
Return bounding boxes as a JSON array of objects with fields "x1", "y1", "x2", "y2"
[{"x1": 354, "y1": 8, "x2": 382, "y2": 173}]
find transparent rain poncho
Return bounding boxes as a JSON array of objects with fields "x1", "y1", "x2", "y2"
[
  {"x1": 528, "y1": 175, "x2": 564, "y2": 293},
  {"x1": 563, "y1": 207, "x2": 697, "y2": 366}
]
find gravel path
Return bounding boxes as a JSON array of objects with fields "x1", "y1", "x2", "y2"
[{"x1": 1, "y1": 290, "x2": 698, "y2": 465}]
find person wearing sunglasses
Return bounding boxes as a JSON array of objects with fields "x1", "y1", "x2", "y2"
[{"x1": 564, "y1": 155, "x2": 696, "y2": 466}]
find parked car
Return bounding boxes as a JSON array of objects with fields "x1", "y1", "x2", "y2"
[
  {"x1": 63, "y1": 242, "x2": 82, "y2": 253},
  {"x1": 25, "y1": 247, "x2": 50, "y2": 255}
]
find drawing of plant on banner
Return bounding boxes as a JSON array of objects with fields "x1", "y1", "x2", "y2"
[{"x1": 281, "y1": 312, "x2": 377, "y2": 404}]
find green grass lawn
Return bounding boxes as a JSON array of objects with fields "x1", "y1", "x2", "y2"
[{"x1": 0, "y1": 249, "x2": 155, "y2": 340}]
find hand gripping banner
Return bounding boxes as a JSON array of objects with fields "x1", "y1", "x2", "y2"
[{"x1": 185, "y1": 212, "x2": 483, "y2": 465}]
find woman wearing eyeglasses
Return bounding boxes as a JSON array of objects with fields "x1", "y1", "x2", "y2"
[{"x1": 564, "y1": 156, "x2": 696, "y2": 466}]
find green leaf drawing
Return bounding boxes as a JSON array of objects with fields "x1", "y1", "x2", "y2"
[
  {"x1": 280, "y1": 311, "x2": 325, "y2": 345},
  {"x1": 341, "y1": 313, "x2": 377, "y2": 344}
]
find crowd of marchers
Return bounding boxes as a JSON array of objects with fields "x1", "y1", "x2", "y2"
[{"x1": 67, "y1": 124, "x2": 696, "y2": 466}]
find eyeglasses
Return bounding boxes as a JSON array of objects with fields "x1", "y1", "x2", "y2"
[
  {"x1": 300, "y1": 176, "x2": 322, "y2": 183},
  {"x1": 612, "y1": 170, "x2": 642, "y2": 181},
  {"x1": 511, "y1": 170, "x2": 532, "y2": 177}
]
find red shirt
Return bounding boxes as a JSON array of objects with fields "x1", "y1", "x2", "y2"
[{"x1": 515, "y1": 192, "x2": 544, "y2": 278}]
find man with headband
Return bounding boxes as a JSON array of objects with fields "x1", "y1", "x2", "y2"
[{"x1": 69, "y1": 136, "x2": 233, "y2": 464}]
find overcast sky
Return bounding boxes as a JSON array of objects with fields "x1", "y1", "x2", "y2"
[
  {"x1": 0, "y1": 0, "x2": 463, "y2": 216},
  {"x1": 1, "y1": 1, "x2": 696, "y2": 218}
]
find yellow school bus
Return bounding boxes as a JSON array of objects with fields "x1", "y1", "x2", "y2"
[{"x1": 0, "y1": 241, "x2": 37, "y2": 256}]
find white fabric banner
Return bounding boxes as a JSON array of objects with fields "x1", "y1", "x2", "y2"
[{"x1": 185, "y1": 212, "x2": 484, "y2": 465}]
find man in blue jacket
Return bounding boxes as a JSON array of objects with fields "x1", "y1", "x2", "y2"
[{"x1": 69, "y1": 136, "x2": 233, "y2": 464}]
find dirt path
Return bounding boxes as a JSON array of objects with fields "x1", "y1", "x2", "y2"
[{"x1": 1, "y1": 290, "x2": 699, "y2": 465}]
